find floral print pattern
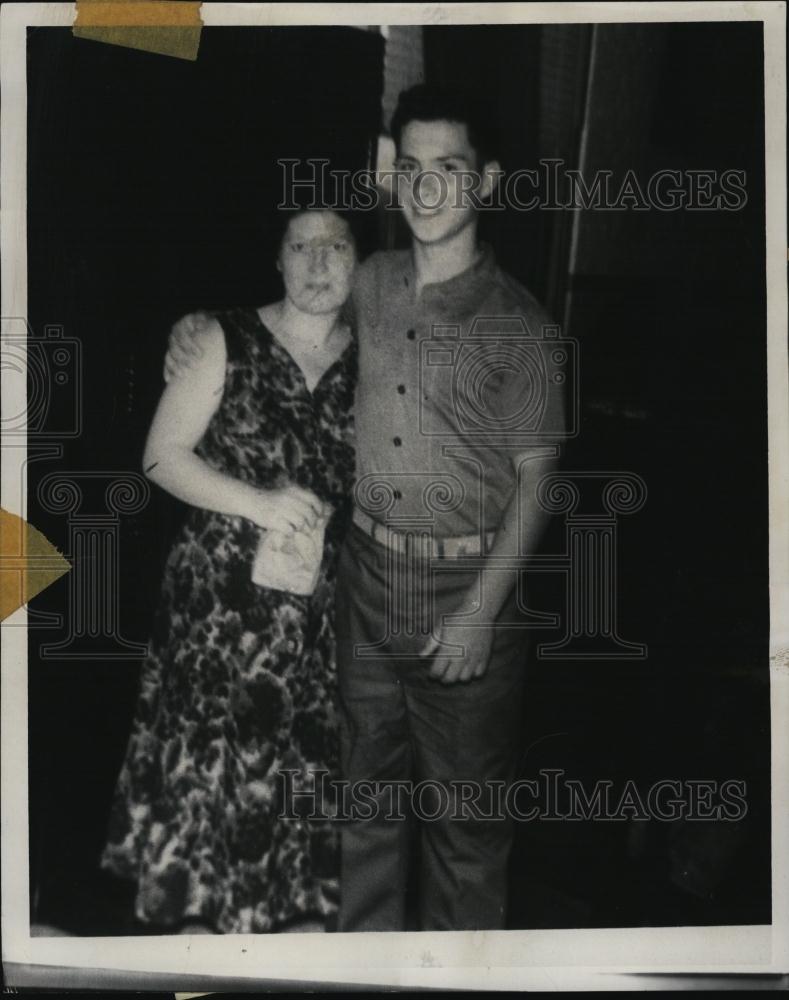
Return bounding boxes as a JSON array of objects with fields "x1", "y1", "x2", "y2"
[{"x1": 101, "y1": 308, "x2": 356, "y2": 932}]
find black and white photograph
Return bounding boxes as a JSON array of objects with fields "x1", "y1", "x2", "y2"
[{"x1": 1, "y1": 0, "x2": 787, "y2": 991}]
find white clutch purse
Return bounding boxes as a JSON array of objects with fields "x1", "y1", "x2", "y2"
[{"x1": 251, "y1": 513, "x2": 329, "y2": 596}]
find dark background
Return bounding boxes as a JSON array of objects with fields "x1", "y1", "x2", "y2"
[{"x1": 26, "y1": 22, "x2": 770, "y2": 934}]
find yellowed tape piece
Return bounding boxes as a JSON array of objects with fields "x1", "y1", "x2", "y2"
[
  {"x1": 0, "y1": 508, "x2": 71, "y2": 621},
  {"x1": 73, "y1": 1, "x2": 202, "y2": 61}
]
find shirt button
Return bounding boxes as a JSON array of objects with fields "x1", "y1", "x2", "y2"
[
  {"x1": 406, "y1": 329, "x2": 415, "y2": 340},
  {"x1": 393, "y1": 436, "x2": 402, "y2": 446},
  {"x1": 397, "y1": 384, "x2": 406, "y2": 394}
]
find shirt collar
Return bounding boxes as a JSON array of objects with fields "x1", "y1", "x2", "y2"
[{"x1": 400, "y1": 243, "x2": 497, "y2": 314}]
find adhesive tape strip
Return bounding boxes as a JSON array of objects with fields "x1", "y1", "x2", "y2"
[
  {"x1": 0, "y1": 508, "x2": 71, "y2": 622},
  {"x1": 73, "y1": 0, "x2": 203, "y2": 61}
]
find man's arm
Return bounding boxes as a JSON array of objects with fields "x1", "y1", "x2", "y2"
[
  {"x1": 421, "y1": 299, "x2": 566, "y2": 684},
  {"x1": 163, "y1": 311, "x2": 213, "y2": 382},
  {"x1": 420, "y1": 446, "x2": 559, "y2": 684}
]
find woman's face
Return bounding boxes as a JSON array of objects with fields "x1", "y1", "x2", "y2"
[{"x1": 278, "y1": 211, "x2": 356, "y2": 315}]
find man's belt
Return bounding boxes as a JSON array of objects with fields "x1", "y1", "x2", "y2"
[{"x1": 351, "y1": 508, "x2": 494, "y2": 559}]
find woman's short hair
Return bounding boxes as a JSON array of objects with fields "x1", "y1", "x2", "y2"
[{"x1": 272, "y1": 205, "x2": 357, "y2": 257}]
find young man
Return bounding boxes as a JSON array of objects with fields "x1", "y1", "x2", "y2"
[{"x1": 166, "y1": 85, "x2": 564, "y2": 931}]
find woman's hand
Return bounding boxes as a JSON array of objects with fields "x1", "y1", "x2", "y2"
[
  {"x1": 164, "y1": 311, "x2": 213, "y2": 382},
  {"x1": 245, "y1": 484, "x2": 325, "y2": 535}
]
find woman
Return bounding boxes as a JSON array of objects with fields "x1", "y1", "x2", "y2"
[{"x1": 101, "y1": 208, "x2": 357, "y2": 934}]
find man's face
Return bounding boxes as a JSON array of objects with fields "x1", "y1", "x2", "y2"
[
  {"x1": 278, "y1": 210, "x2": 356, "y2": 315},
  {"x1": 394, "y1": 120, "x2": 490, "y2": 247}
]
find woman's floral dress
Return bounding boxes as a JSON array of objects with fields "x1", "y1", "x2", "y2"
[{"x1": 101, "y1": 308, "x2": 356, "y2": 933}]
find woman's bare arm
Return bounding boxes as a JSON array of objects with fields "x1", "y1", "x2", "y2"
[{"x1": 145, "y1": 319, "x2": 322, "y2": 534}]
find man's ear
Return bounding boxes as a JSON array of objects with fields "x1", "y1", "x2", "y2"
[{"x1": 480, "y1": 159, "x2": 503, "y2": 201}]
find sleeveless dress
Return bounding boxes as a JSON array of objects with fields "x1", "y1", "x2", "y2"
[{"x1": 101, "y1": 308, "x2": 356, "y2": 933}]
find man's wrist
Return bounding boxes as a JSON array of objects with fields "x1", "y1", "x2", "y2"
[{"x1": 477, "y1": 568, "x2": 518, "y2": 619}]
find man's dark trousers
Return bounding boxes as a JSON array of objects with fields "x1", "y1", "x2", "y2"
[{"x1": 335, "y1": 522, "x2": 528, "y2": 932}]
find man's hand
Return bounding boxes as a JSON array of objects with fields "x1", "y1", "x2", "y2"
[
  {"x1": 420, "y1": 620, "x2": 494, "y2": 685},
  {"x1": 164, "y1": 311, "x2": 213, "y2": 382}
]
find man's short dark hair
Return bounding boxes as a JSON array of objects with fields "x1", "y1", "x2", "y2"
[{"x1": 390, "y1": 84, "x2": 500, "y2": 165}]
